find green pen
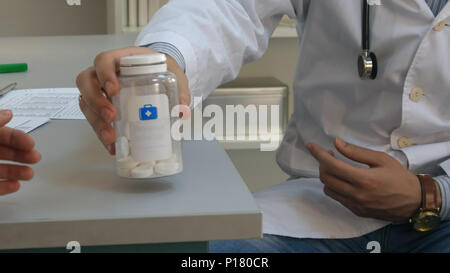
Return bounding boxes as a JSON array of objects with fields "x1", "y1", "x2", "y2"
[{"x1": 0, "y1": 63, "x2": 28, "y2": 73}]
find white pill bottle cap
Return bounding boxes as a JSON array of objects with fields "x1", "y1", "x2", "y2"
[{"x1": 120, "y1": 53, "x2": 167, "y2": 76}]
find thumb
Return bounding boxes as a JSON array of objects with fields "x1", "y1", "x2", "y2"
[
  {"x1": 334, "y1": 137, "x2": 388, "y2": 167},
  {"x1": 0, "y1": 110, "x2": 13, "y2": 127}
]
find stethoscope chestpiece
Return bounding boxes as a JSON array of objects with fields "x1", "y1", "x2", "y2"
[{"x1": 358, "y1": 50, "x2": 377, "y2": 80}]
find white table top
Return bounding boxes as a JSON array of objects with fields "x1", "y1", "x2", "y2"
[
  {"x1": 1, "y1": 34, "x2": 138, "y2": 89},
  {"x1": 0, "y1": 35, "x2": 261, "y2": 249}
]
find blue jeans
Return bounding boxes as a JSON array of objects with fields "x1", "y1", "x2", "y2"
[{"x1": 209, "y1": 220, "x2": 450, "y2": 253}]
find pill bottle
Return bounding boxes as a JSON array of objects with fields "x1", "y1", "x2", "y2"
[{"x1": 113, "y1": 53, "x2": 183, "y2": 179}]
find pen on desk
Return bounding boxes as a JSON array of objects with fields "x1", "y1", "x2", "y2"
[
  {"x1": 0, "y1": 82, "x2": 17, "y2": 96},
  {"x1": 0, "y1": 63, "x2": 28, "y2": 74}
]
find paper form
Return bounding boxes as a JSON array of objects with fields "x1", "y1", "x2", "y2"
[
  {"x1": 0, "y1": 88, "x2": 85, "y2": 120},
  {"x1": 5, "y1": 117, "x2": 50, "y2": 133}
]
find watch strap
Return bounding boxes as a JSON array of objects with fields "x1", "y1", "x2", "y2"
[{"x1": 417, "y1": 174, "x2": 439, "y2": 212}]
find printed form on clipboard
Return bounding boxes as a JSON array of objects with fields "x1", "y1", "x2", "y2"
[{"x1": 0, "y1": 88, "x2": 85, "y2": 133}]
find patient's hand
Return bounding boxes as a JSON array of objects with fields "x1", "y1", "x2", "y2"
[
  {"x1": 307, "y1": 138, "x2": 422, "y2": 222},
  {"x1": 0, "y1": 110, "x2": 41, "y2": 195},
  {"x1": 76, "y1": 46, "x2": 190, "y2": 155}
]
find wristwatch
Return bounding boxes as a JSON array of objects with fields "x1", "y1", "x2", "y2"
[{"x1": 409, "y1": 174, "x2": 441, "y2": 232}]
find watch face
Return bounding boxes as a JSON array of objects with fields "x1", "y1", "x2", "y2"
[{"x1": 414, "y1": 211, "x2": 441, "y2": 232}]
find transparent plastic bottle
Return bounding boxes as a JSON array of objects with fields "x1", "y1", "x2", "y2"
[{"x1": 113, "y1": 53, "x2": 183, "y2": 179}]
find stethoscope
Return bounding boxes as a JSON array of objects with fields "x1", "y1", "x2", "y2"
[{"x1": 358, "y1": 0, "x2": 378, "y2": 80}]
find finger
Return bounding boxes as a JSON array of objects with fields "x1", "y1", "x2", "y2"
[
  {"x1": 0, "y1": 146, "x2": 41, "y2": 164},
  {"x1": 173, "y1": 64, "x2": 191, "y2": 120},
  {"x1": 334, "y1": 138, "x2": 391, "y2": 167},
  {"x1": 165, "y1": 54, "x2": 191, "y2": 106},
  {"x1": 0, "y1": 110, "x2": 13, "y2": 127},
  {"x1": 178, "y1": 74, "x2": 191, "y2": 106},
  {"x1": 0, "y1": 181, "x2": 20, "y2": 196},
  {"x1": 94, "y1": 46, "x2": 157, "y2": 97},
  {"x1": 0, "y1": 164, "x2": 34, "y2": 181},
  {"x1": 76, "y1": 68, "x2": 116, "y2": 123},
  {"x1": 0, "y1": 126, "x2": 35, "y2": 151},
  {"x1": 79, "y1": 97, "x2": 115, "y2": 154},
  {"x1": 307, "y1": 142, "x2": 365, "y2": 183},
  {"x1": 178, "y1": 104, "x2": 191, "y2": 120},
  {"x1": 319, "y1": 168, "x2": 356, "y2": 198}
]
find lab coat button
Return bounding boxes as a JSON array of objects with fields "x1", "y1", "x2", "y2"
[
  {"x1": 398, "y1": 137, "x2": 412, "y2": 148},
  {"x1": 433, "y1": 20, "x2": 446, "y2": 32},
  {"x1": 409, "y1": 87, "x2": 424, "y2": 102}
]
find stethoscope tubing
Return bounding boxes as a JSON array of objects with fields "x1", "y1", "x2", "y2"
[
  {"x1": 362, "y1": 0, "x2": 370, "y2": 51},
  {"x1": 358, "y1": 0, "x2": 377, "y2": 79}
]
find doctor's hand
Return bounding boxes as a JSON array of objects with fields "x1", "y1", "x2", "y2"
[
  {"x1": 307, "y1": 138, "x2": 423, "y2": 222},
  {"x1": 76, "y1": 46, "x2": 190, "y2": 155},
  {"x1": 0, "y1": 110, "x2": 41, "y2": 196}
]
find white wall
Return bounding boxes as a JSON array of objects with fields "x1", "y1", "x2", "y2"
[{"x1": 0, "y1": 0, "x2": 107, "y2": 37}]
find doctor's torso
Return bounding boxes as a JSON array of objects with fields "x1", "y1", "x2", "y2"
[{"x1": 277, "y1": 0, "x2": 450, "y2": 178}]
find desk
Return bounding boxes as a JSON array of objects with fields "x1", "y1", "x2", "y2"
[{"x1": 0, "y1": 35, "x2": 262, "y2": 252}]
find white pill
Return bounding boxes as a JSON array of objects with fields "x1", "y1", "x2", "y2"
[
  {"x1": 115, "y1": 136, "x2": 130, "y2": 160},
  {"x1": 130, "y1": 164, "x2": 154, "y2": 178},
  {"x1": 117, "y1": 156, "x2": 138, "y2": 169},
  {"x1": 155, "y1": 161, "x2": 180, "y2": 175},
  {"x1": 140, "y1": 161, "x2": 155, "y2": 167},
  {"x1": 117, "y1": 167, "x2": 131, "y2": 177}
]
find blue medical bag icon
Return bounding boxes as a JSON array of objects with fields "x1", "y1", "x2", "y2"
[{"x1": 139, "y1": 104, "x2": 158, "y2": 120}]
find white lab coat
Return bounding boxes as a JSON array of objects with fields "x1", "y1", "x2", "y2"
[{"x1": 136, "y1": 0, "x2": 450, "y2": 238}]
